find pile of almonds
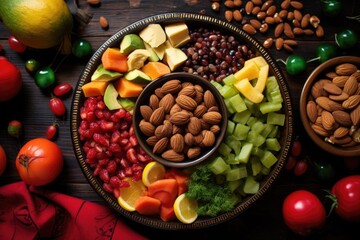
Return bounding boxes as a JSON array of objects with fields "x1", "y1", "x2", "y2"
[
  {"x1": 139, "y1": 79, "x2": 223, "y2": 162},
  {"x1": 306, "y1": 63, "x2": 360, "y2": 147},
  {"x1": 210, "y1": 0, "x2": 325, "y2": 53}
]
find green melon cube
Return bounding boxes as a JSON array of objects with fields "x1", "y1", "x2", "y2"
[
  {"x1": 267, "y1": 112, "x2": 285, "y2": 126},
  {"x1": 265, "y1": 138, "x2": 281, "y2": 151},
  {"x1": 243, "y1": 176, "x2": 260, "y2": 194},
  {"x1": 260, "y1": 150, "x2": 278, "y2": 168},
  {"x1": 222, "y1": 74, "x2": 238, "y2": 85},
  {"x1": 209, "y1": 156, "x2": 230, "y2": 175},
  {"x1": 226, "y1": 166, "x2": 247, "y2": 181},
  {"x1": 218, "y1": 143, "x2": 232, "y2": 156},
  {"x1": 227, "y1": 120, "x2": 235, "y2": 135},
  {"x1": 250, "y1": 156, "x2": 262, "y2": 176},
  {"x1": 220, "y1": 85, "x2": 238, "y2": 99},
  {"x1": 232, "y1": 110, "x2": 252, "y2": 124},
  {"x1": 210, "y1": 80, "x2": 223, "y2": 91},
  {"x1": 229, "y1": 94, "x2": 247, "y2": 113},
  {"x1": 237, "y1": 142, "x2": 253, "y2": 164},
  {"x1": 233, "y1": 123, "x2": 250, "y2": 140}
]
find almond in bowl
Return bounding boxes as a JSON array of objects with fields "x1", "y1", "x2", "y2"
[
  {"x1": 133, "y1": 72, "x2": 228, "y2": 168},
  {"x1": 300, "y1": 56, "x2": 360, "y2": 157}
]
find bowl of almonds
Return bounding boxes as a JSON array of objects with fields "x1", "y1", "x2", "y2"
[
  {"x1": 133, "y1": 72, "x2": 228, "y2": 168},
  {"x1": 300, "y1": 56, "x2": 360, "y2": 157}
]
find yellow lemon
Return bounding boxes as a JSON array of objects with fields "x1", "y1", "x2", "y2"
[
  {"x1": 118, "y1": 177, "x2": 146, "y2": 212},
  {"x1": 142, "y1": 161, "x2": 166, "y2": 187},
  {"x1": 0, "y1": 0, "x2": 73, "y2": 50},
  {"x1": 173, "y1": 193, "x2": 198, "y2": 224}
]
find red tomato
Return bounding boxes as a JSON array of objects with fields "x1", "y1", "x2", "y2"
[
  {"x1": 49, "y1": 97, "x2": 66, "y2": 116},
  {"x1": 53, "y1": 83, "x2": 72, "y2": 97},
  {"x1": 330, "y1": 175, "x2": 360, "y2": 222},
  {"x1": 16, "y1": 138, "x2": 63, "y2": 186},
  {"x1": 8, "y1": 35, "x2": 27, "y2": 53},
  {"x1": 282, "y1": 190, "x2": 326, "y2": 236},
  {"x1": 0, "y1": 145, "x2": 7, "y2": 176},
  {"x1": 0, "y1": 57, "x2": 22, "y2": 102}
]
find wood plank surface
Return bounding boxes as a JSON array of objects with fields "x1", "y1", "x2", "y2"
[{"x1": 1, "y1": 0, "x2": 360, "y2": 239}]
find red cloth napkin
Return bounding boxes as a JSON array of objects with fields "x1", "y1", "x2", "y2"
[{"x1": 0, "y1": 182, "x2": 148, "y2": 240}]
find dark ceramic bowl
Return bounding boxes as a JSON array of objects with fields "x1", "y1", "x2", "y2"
[
  {"x1": 133, "y1": 72, "x2": 227, "y2": 168},
  {"x1": 71, "y1": 12, "x2": 293, "y2": 230},
  {"x1": 300, "y1": 56, "x2": 360, "y2": 157}
]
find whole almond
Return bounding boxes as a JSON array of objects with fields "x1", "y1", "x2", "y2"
[
  {"x1": 188, "y1": 117, "x2": 202, "y2": 135},
  {"x1": 146, "y1": 135, "x2": 158, "y2": 146},
  {"x1": 259, "y1": 23, "x2": 269, "y2": 33},
  {"x1": 293, "y1": 27, "x2": 304, "y2": 35},
  {"x1": 187, "y1": 147, "x2": 201, "y2": 159},
  {"x1": 293, "y1": 10, "x2": 302, "y2": 21},
  {"x1": 99, "y1": 16, "x2": 109, "y2": 30},
  {"x1": 202, "y1": 111, "x2": 222, "y2": 125},
  {"x1": 336, "y1": 63, "x2": 358, "y2": 76},
  {"x1": 184, "y1": 132, "x2": 195, "y2": 146},
  {"x1": 350, "y1": 105, "x2": 360, "y2": 126},
  {"x1": 287, "y1": 11, "x2": 294, "y2": 21},
  {"x1": 326, "y1": 71, "x2": 338, "y2": 79},
  {"x1": 245, "y1": 1, "x2": 254, "y2": 14},
  {"x1": 315, "y1": 25, "x2": 325, "y2": 38},
  {"x1": 290, "y1": 1, "x2": 303, "y2": 9},
  {"x1": 275, "y1": 37, "x2": 284, "y2": 50},
  {"x1": 250, "y1": 19, "x2": 262, "y2": 29},
  {"x1": 194, "y1": 105, "x2": 208, "y2": 118},
  {"x1": 307, "y1": 100, "x2": 318, "y2": 123},
  {"x1": 303, "y1": 29, "x2": 314, "y2": 36},
  {"x1": 266, "y1": 5, "x2": 277, "y2": 16},
  {"x1": 343, "y1": 76, "x2": 358, "y2": 95},
  {"x1": 284, "y1": 22, "x2": 295, "y2": 38},
  {"x1": 201, "y1": 130, "x2": 216, "y2": 147},
  {"x1": 351, "y1": 71, "x2": 360, "y2": 81},
  {"x1": 311, "y1": 124, "x2": 329, "y2": 137},
  {"x1": 261, "y1": 0, "x2": 273, "y2": 11},
  {"x1": 283, "y1": 39, "x2": 298, "y2": 46},
  {"x1": 332, "y1": 110, "x2": 353, "y2": 127},
  {"x1": 224, "y1": 0, "x2": 235, "y2": 8},
  {"x1": 263, "y1": 37, "x2": 273, "y2": 48},
  {"x1": 252, "y1": 6, "x2": 261, "y2": 15},
  {"x1": 149, "y1": 107, "x2": 165, "y2": 126},
  {"x1": 154, "y1": 124, "x2": 172, "y2": 139},
  {"x1": 321, "y1": 111, "x2": 335, "y2": 131},
  {"x1": 139, "y1": 120, "x2": 155, "y2": 136},
  {"x1": 154, "y1": 88, "x2": 164, "y2": 98},
  {"x1": 234, "y1": 0, "x2": 242, "y2": 7},
  {"x1": 265, "y1": 17, "x2": 275, "y2": 25},
  {"x1": 210, "y1": 125, "x2": 221, "y2": 134},
  {"x1": 243, "y1": 24, "x2": 257, "y2": 35},
  {"x1": 176, "y1": 94, "x2": 198, "y2": 111},
  {"x1": 178, "y1": 86, "x2": 196, "y2": 98},
  {"x1": 257, "y1": 11, "x2": 267, "y2": 21},
  {"x1": 233, "y1": 10, "x2": 243, "y2": 22},
  {"x1": 159, "y1": 93, "x2": 175, "y2": 113},
  {"x1": 153, "y1": 137, "x2": 169, "y2": 154},
  {"x1": 170, "y1": 111, "x2": 190, "y2": 125},
  {"x1": 316, "y1": 97, "x2": 344, "y2": 112},
  {"x1": 140, "y1": 105, "x2": 153, "y2": 122},
  {"x1": 329, "y1": 92, "x2": 349, "y2": 101},
  {"x1": 292, "y1": 19, "x2": 301, "y2": 28},
  {"x1": 323, "y1": 82, "x2": 342, "y2": 95},
  {"x1": 301, "y1": 14, "x2": 310, "y2": 28},
  {"x1": 170, "y1": 134, "x2": 185, "y2": 153},
  {"x1": 204, "y1": 90, "x2": 216, "y2": 108},
  {"x1": 161, "y1": 79, "x2": 182, "y2": 94},
  {"x1": 170, "y1": 104, "x2": 182, "y2": 115},
  {"x1": 334, "y1": 127, "x2": 350, "y2": 139},
  {"x1": 281, "y1": 0, "x2": 290, "y2": 9},
  {"x1": 342, "y1": 95, "x2": 360, "y2": 109},
  {"x1": 161, "y1": 149, "x2": 184, "y2": 162},
  {"x1": 225, "y1": 10, "x2": 233, "y2": 22},
  {"x1": 252, "y1": 0, "x2": 263, "y2": 5},
  {"x1": 274, "y1": 23, "x2": 284, "y2": 37},
  {"x1": 149, "y1": 94, "x2": 159, "y2": 109},
  {"x1": 332, "y1": 76, "x2": 349, "y2": 88},
  {"x1": 283, "y1": 43, "x2": 293, "y2": 53}
]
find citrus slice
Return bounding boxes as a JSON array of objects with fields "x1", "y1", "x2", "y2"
[
  {"x1": 118, "y1": 177, "x2": 146, "y2": 212},
  {"x1": 173, "y1": 193, "x2": 198, "y2": 224},
  {"x1": 142, "y1": 161, "x2": 166, "y2": 187}
]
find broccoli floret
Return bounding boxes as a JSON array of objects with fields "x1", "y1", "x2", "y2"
[{"x1": 185, "y1": 164, "x2": 235, "y2": 217}]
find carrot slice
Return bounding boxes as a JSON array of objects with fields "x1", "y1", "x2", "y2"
[
  {"x1": 135, "y1": 196, "x2": 161, "y2": 215},
  {"x1": 101, "y1": 47, "x2": 128, "y2": 73},
  {"x1": 165, "y1": 168, "x2": 189, "y2": 195},
  {"x1": 116, "y1": 77, "x2": 143, "y2": 98},
  {"x1": 141, "y1": 61, "x2": 170, "y2": 80},
  {"x1": 160, "y1": 205, "x2": 176, "y2": 222},
  {"x1": 81, "y1": 81, "x2": 109, "y2": 97}
]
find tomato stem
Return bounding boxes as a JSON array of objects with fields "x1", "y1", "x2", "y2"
[
  {"x1": 324, "y1": 189, "x2": 338, "y2": 217},
  {"x1": 18, "y1": 154, "x2": 38, "y2": 171}
]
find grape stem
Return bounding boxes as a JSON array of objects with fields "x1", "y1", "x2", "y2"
[{"x1": 346, "y1": 15, "x2": 360, "y2": 22}]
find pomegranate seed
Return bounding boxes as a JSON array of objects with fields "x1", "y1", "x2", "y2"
[
  {"x1": 109, "y1": 143, "x2": 122, "y2": 153},
  {"x1": 123, "y1": 142, "x2": 132, "y2": 152},
  {"x1": 126, "y1": 148, "x2": 138, "y2": 163},
  {"x1": 107, "y1": 160, "x2": 117, "y2": 174},
  {"x1": 119, "y1": 180, "x2": 130, "y2": 188},
  {"x1": 93, "y1": 133, "x2": 109, "y2": 147},
  {"x1": 120, "y1": 158, "x2": 131, "y2": 168},
  {"x1": 129, "y1": 135, "x2": 138, "y2": 147},
  {"x1": 125, "y1": 167, "x2": 133, "y2": 176},
  {"x1": 117, "y1": 170, "x2": 126, "y2": 179},
  {"x1": 113, "y1": 188, "x2": 120, "y2": 198},
  {"x1": 109, "y1": 176, "x2": 121, "y2": 188},
  {"x1": 103, "y1": 183, "x2": 113, "y2": 193},
  {"x1": 99, "y1": 169, "x2": 110, "y2": 183}
]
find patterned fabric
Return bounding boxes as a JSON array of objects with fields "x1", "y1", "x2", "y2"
[{"x1": 0, "y1": 182, "x2": 147, "y2": 240}]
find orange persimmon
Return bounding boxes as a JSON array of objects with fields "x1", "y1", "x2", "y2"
[
  {"x1": 141, "y1": 61, "x2": 170, "y2": 80},
  {"x1": 101, "y1": 47, "x2": 128, "y2": 73},
  {"x1": 116, "y1": 77, "x2": 143, "y2": 98},
  {"x1": 135, "y1": 196, "x2": 161, "y2": 215},
  {"x1": 81, "y1": 81, "x2": 109, "y2": 97}
]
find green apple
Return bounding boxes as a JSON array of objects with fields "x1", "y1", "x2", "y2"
[
  {"x1": 120, "y1": 34, "x2": 145, "y2": 55},
  {"x1": 103, "y1": 83, "x2": 122, "y2": 110},
  {"x1": 124, "y1": 69, "x2": 151, "y2": 85}
]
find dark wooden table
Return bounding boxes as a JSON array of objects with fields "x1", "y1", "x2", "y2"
[{"x1": 1, "y1": 0, "x2": 360, "y2": 239}]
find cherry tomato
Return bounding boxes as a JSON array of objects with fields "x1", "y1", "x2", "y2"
[
  {"x1": 293, "y1": 159, "x2": 308, "y2": 176},
  {"x1": 8, "y1": 120, "x2": 23, "y2": 139},
  {"x1": 291, "y1": 139, "x2": 302, "y2": 157},
  {"x1": 35, "y1": 67, "x2": 55, "y2": 89},
  {"x1": 286, "y1": 54, "x2": 307, "y2": 75},
  {"x1": 316, "y1": 43, "x2": 337, "y2": 63},
  {"x1": 322, "y1": 0, "x2": 342, "y2": 17},
  {"x1": 329, "y1": 175, "x2": 360, "y2": 222},
  {"x1": 16, "y1": 138, "x2": 63, "y2": 186},
  {"x1": 0, "y1": 145, "x2": 6, "y2": 176},
  {"x1": 72, "y1": 39, "x2": 93, "y2": 58},
  {"x1": 49, "y1": 97, "x2": 66, "y2": 117},
  {"x1": 46, "y1": 122, "x2": 59, "y2": 140},
  {"x1": 53, "y1": 83, "x2": 73, "y2": 97},
  {"x1": 335, "y1": 29, "x2": 358, "y2": 50},
  {"x1": 283, "y1": 190, "x2": 326, "y2": 236},
  {"x1": 0, "y1": 57, "x2": 22, "y2": 102},
  {"x1": 8, "y1": 35, "x2": 27, "y2": 53}
]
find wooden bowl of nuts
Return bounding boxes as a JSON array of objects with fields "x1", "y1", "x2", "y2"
[
  {"x1": 300, "y1": 56, "x2": 360, "y2": 157},
  {"x1": 133, "y1": 72, "x2": 228, "y2": 168}
]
